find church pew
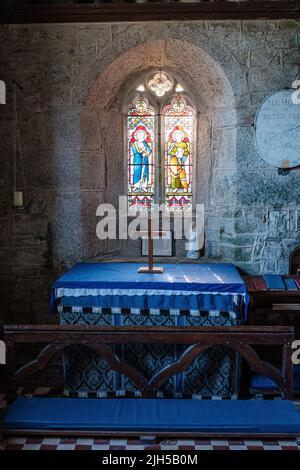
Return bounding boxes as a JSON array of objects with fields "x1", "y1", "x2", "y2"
[{"x1": 1, "y1": 325, "x2": 300, "y2": 438}]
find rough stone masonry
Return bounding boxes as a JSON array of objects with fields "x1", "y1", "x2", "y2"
[{"x1": 0, "y1": 19, "x2": 300, "y2": 324}]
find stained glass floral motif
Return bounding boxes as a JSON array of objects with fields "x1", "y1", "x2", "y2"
[
  {"x1": 164, "y1": 103, "x2": 194, "y2": 210},
  {"x1": 147, "y1": 72, "x2": 173, "y2": 98},
  {"x1": 127, "y1": 104, "x2": 155, "y2": 209}
]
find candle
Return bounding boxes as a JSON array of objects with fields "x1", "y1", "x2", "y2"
[{"x1": 13, "y1": 190, "x2": 23, "y2": 208}]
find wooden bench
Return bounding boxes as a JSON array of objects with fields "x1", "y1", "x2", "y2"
[{"x1": 2, "y1": 324, "x2": 300, "y2": 439}]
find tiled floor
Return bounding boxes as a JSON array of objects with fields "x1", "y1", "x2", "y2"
[
  {"x1": 1, "y1": 436, "x2": 300, "y2": 451},
  {"x1": 1, "y1": 390, "x2": 300, "y2": 451}
]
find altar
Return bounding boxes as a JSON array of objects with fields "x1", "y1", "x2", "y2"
[{"x1": 51, "y1": 262, "x2": 249, "y2": 399}]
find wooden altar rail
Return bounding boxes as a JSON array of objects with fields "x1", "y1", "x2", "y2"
[{"x1": 3, "y1": 324, "x2": 295, "y2": 402}]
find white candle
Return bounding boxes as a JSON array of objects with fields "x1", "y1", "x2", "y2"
[{"x1": 13, "y1": 191, "x2": 23, "y2": 208}]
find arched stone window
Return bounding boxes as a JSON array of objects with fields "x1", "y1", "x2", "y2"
[{"x1": 126, "y1": 71, "x2": 196, "y2": 210}]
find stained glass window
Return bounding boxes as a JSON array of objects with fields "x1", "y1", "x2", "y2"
[
  {"x1": 164, "y1": 96, "x2": 194, "y2": 209},
  {"x1": 127, "y1": 101, "x2": 155, "y2": 209},
  {"x1": 126, "y1": 75, "x2": 195, "y2": 211}
]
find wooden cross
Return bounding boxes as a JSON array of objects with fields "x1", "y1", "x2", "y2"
[{"x1": 138, "y1": 211, "x2": 165, "y2": 274}]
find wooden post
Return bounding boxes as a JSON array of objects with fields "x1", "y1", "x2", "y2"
[
  {"x1": 282, "y1": 340, "x2": 294, "y2": 400},
  {"x1": 138, "y1": 211, "x2": 164, "y2": 274},
  {"x1": 5, "y1": 340, "x2": 16, "y2": 404},
  {"x1": 148, "y1": 211, "x2": 153, "y2": 271}
]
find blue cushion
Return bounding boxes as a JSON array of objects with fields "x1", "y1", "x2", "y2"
[
  {"x1": 251, "y1": 365, "x2": 300, "y2": 391},
  {"x1": 3, "y1": 398, "x2": 300, "y2": 433}
]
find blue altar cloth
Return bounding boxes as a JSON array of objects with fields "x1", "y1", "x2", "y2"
[{"x1": 51, "y1": 262, "x2": 249, "y2": 318}]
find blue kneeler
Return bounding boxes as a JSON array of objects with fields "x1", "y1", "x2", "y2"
[
  {"x1": 251, "y1": 366, "x2": 300, "y2": 393},
  {"x1": 3, "y1": 397, "x2": 300, "y2": 436}
]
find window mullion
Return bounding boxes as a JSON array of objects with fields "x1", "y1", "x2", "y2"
[{"x1": 156, "y1": 111, "x2": 164, "y2": 206}]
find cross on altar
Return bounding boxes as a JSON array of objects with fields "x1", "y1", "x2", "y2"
[{"x1": 138, "y1": 212, "x2": 165, "y2": 274}]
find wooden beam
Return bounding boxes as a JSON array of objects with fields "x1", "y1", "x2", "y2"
[
  {"x1": 3, "y1": 324, "x2": 295, "y2": 345},
  {"x1": 0, "y1": 2, "x2": 299, "y2": 25}
]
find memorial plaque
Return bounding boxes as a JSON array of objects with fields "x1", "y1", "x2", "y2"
[{"x1": 255, "y1": 89, "x2": 300, "y2": 168}]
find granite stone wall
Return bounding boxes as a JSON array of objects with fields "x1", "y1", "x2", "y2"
[{"x1": 0, "y1": 19, "x2": 300, "y2": 323}]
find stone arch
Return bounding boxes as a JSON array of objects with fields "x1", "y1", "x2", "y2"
[{"x1": 78, "y1": 37, "x2": 239, "y2": 261}]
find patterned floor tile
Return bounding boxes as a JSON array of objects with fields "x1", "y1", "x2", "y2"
[
  {"x1": 26, "y1": 438, "x2": 43, "y2": 444},
  {"x1": 177, "y1": 439, "x2": 195, "y2": 445},
  {"x1": 22, "y1": 444, "x2": 42, "y2": 450},
  {"x1": 93, "y1": 439, "x2": 110, "y2": 445},
  {"x1": 281, "y1": 446, "x2": 299, "y2": 450},
  {"x1": 244, "y1": 440, "x2": 264, "y2": 446},
  {"x1": 246, "y1": 446, "x2": 264, "y2": 450},
  {"x1": 263, "y1": 445, "x2": 285, "y2": 451},
  {"x1": 178, "y1": 445, "x2": 196, "y2": 450},
  {"x1": 76, "y1": 438, "x2": 94, "y2": 446},
  {"x1": 228, "y1": 445, "x2": 247, "y2": 450},
  {"x1": 125, "y1": 445, "x2": 146, "y2": 450},
  {"x1": 278, "y1": 440, "x2": 299, "y2": 446},
  {"x1": 40, "y1": 445, "x2": 58, "y2": 450},
  {"x1": 109, "y1": 445, "x2": 127, "y2": 450},
  {"x1": 90, "y1": 444, "x2": 110, "y2": 450},
  {"x1": 143, "y1": 445, "x2": 161, "y2": 450},
  {"x1": 195, "y1": 445, "x2": 214, "y2": 450},
  {"x1": 60, "y1": 438, "x2": 77, "y2": 444},
  {"x1": 107, "y1": 439, "x2": 128, "y2": 445},
  {"x1": 6, "y1": 437, "x2": 27, "y2": 445},
  {"x1": 56, "y1": 444, "x2": 76, "y2": 450},
  {"x1": 160, "y1": 445, "x2": 179, "y2": 450},
  {"x1": 127, "y1": 439, "x2": 145, "y2": 445},
  {"x1": 211, "y1": 440, "x2": 231, "y2": 446},
  {"x1": 41, "y1": 438, "x2": 60, "y2": 445}
]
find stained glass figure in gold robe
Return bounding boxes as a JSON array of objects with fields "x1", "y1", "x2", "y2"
[{"x1": 168, "y1": 127, "x2": 190, "y2": 193}]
